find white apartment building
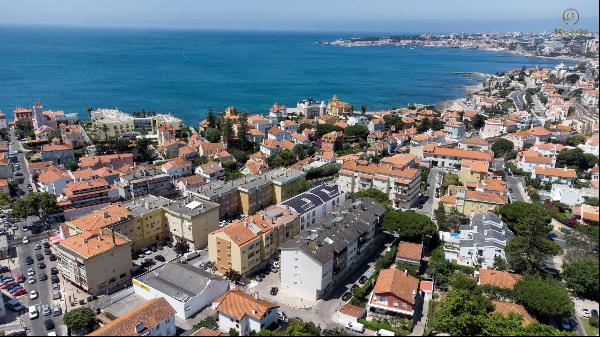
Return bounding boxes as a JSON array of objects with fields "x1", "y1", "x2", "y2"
[
  {"x1": 280, "y1": 198, "x2": 385, "y2": 301},
  {"x1": 456, "y1": 213, "x2": 513, "y2": 268},
  {"x1": 280, "y1": 184, "x2": 346, "y2": 231}
]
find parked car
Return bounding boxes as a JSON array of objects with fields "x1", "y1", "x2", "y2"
[
  {"x1": 39, "y1": 273, "x2": 48, "y2": 281},
  {"x1": 36, "y1": 253, "x2": 44, "y2": 261},
  {"x1": 50, "y1": 267, "x2": 59, "y2": 275},
  {"x1": 51, "y1": 275, "x2": 59, "y2": 284},
  {"x1": 22, "y1": 236, "x2": 29, "y2": 244},
  {"x1": 52, "y1": 283, "x2": 60, "y2": 291},
  {"x1": 27, "y1": 275, "x2": 36, "y2": 284},
  {"x1": 44, "y1": 248, "x2": 51, "y2": 255},
  {"x1": 582, "y1": 308, "x2": 591, "y2": 318},
  {"x1": 29, "y1": 306, "x2": 39, "y2": 319},
  {"x1": 27, "y1": 269, "x2": 35, "y2": 277},
  {"x1": 16, "y1": 272, "x2": 26, "y2": 283},
  {"x1": 154, "y1": 255, "x2": 165, "y2": 262},
  {"x1": 0, "y1": 266, "x2": 9, "y2": 273},
  {"x1": 25, "y1": 256, "x2": 34, "y2": 265},
  {"x1": 346, "y1": 322, "x2": 365, "y2": 333},
  {"x1": 43, "y1": 242, "x2": 50, "y2": 249},
  {"x1": 52, "y1": 289, "x2": 61, "y2": 300},
  {"x1": 270, "y1": 287, "x2": 278, "y2": 296},
  {"x1": 42, "y1": 304, "x2": 51, "y2": 316},
  {"x1": 49, "y1": 254, "x2": 57, "y2": 261},
  {"x1": 342, "y1": 292, "x2": 352, "y2": 301},
  {"x1": 52, "y1": 306, "x2": 62, "y2": 316},
  {"x1": 592, "y1": 309, "x2": 598, "y2": 318},
  {"x1": 34, "y1": 244, "x2": 41, "y2": 250},
  {"x1": 38, "y1": 262, "x2": 46, "y2": 269},
  {"x1": 29, "y1": 290, "x2": 39, "y2": 300},
  {"x1": 44, "y1": 319, "x2": 55, "y2": 331},
  {"x1": 351, "y1": 284, "x2": 359, "y2": 291},
  {"x1": 359, "y1": 276, "x2": 368, "y2": 284}
]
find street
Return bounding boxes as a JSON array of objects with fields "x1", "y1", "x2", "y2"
[
  {"x1": 414, "y1": 167, "x2": 441, "y2": 221},
  {"x1": 508, "y1": 89, "x2": 527, "y2": 111},
  {"x1": 505, "y1": 174, "x2": 528, "y2": 203},
  {"x1": 1, "y1": 127, "x2": 66, "y2": 336}
]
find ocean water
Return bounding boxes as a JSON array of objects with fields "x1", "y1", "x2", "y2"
[{"x1": 0, "y1": 26, "x2": 568, "y2": 125}]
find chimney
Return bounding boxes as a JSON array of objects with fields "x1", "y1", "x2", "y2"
[
  {"x1": 134, "y1": 322, "x2": 145, "y2": 334},
  {"x1": 253, "y1": 292, "x2": 259, "y2": 300},
  {"x1": 111, "y1": 230, "x2": 116, "y2": 247}
]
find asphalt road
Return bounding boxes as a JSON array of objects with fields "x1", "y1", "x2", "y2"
[
  {"x1": 414, "y1": 167, "x2": 441, "y2": 221},
  {"x1": 508, "y1": 89, "x2": 528, "y2": 111},
  {"x1": 7, "y1": 128, "x2": 66, "y2": 336},
  {"x1": 505, "y1": 174, "x2": 527, "y2": 203}
]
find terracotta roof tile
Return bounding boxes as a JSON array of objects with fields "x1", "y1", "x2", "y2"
[
  {"x1": 216, "y1": 289, "x2": 278, "y2": 321},
  {"x1": 492, "y1": 300, "x2": 534, "y2": 325},
  {"x1": 397, "y1": 241, "x2": 423, "y2": 262},
  {"x1": 478, "y1": 268, "x2": 521, "y2": 289},
  {"x1": 534, "y1": 166, "x2": 577, "y2": 179},
  {"x1": 59, "y1": 230, "x2": 129, "y2": 259},
  {"x1": 89, "y1": 298, "x2": 176, "y2": 336},
  {"x1": 372, "y1": 268, "x2": 419, "y2": 305}
]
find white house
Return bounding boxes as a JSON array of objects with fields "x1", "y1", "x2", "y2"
[
  {"x1": 216, "y1": 290, "x2": 279, "y2": 336},
  {"x1": 347, "y1": 115, "x2": 369, "y2": 127},
  {"x1": 195, "y1": 162, "x2": 224, "y2": 182},
  {"x1": 133, "y1": 262, "x2": 229, "y2": 320},
  {"x1": 89, "y1": 297, "x2": 177, "y2": 336},
  {"x1": 279, "y1": 198, "x2": 385, "y2": 301},
  {"x1": 37, "y1": 169, "x2": 71, "y2": 195},
  {"x1": 456, "y1": 213, "x2": 513, "y2": 268},
  {"x1": 550, "y1": 184, "x2": 597, "y2": 207},
  {"x1": 161, "y1": 157, "x2": 193, "y2": 179},
  {"x1": 280, "y1": 184, "x2": 346, "y2": 231},
  {"x1": 532, "y1": 166, "x2": 577, "y2": 186}
]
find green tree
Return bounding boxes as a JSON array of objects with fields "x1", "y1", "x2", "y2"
[
  {"x1": 63, "y1": 307, "x2": 97, "y2": 332},
  {"x1": 514, "y1": 276, "x2": 574, "y2": 321},
  {"x1": 500, "y1": 202, "x2": 562, "y2": 272},
  {"x1": 134, "y1": 138, "x2": 154, "y2": 162},
  {"x1": 291, "y1": 144, "x2": 317, "y2": 161},
  {"x1": 285, "y1": 320, "x2": 321, "y2": 336},
  {"x1": 192, "y1": 315, "x2": 218, "y2": 330},
  {"x1": 471, "y1": 114, "x2": 486, "y2": 129},
  {"x1": 174, "y1": 239, "x2": 190, "y2": 256},
  {"x1": 267, "y1": 149, "x2": 296, "y2": 168},
  {"x1": 436, "y1": 202, "x2": 448, "y2": 230},
  {"x1": 15, "y1": 120, "x2": 34, "y2": 139},
  {"x1": 314, "y1": 124, "x2": 343, "y2": 139},
  {"x1": 0, "y1": 193, "x2": 10, "y2": 208},
  {"x1": 360, "y1": 104, "x2": 367, "y2": 114},
  {"x1": 491, "y1": 139, "x2": 515, "y2": 158},
  {"x1": 193, "y1": 156, "x2": 209, "y2": 166},
  {"x1": 237, "y1": 112, "x2": 250, "y2": 150},
  {"x1": 206, "y1": 108, "x2": 217, "y2": 128},
  {"x1": 66, "y1": 160, "x2": 79, "y2": 171},
  {"x1": 344, "y1": 125, "x2": 369, "y2": 140},
  {"x1": 350, "y1": 188, "x2": 390, "y2": 207},
  {"x1": 562, "y1": 258, "x2": 599, "y2": 300},
  {"x1": 564, "y1": 134, "x2": 586, "y2": 146},
  {"x1": 382, "y1": 209, "x2": 437, "y2": 242},
  {"x1": 492, "y1": 255, "x2": 508, "y2": 271},
  {"x1": 417, "y1": 118, "x2": 431, "y2": 133},
  {"x1": 556, "y1": 148, "x2": 598, "y2": 173},
  {"x1": 204, "y1": 127, "x2": 221, "y2": 143},
  {"x1": 430, "y1": 289, "x2": 493, "y2": 336},
  {"x1": 228, "y1": 328, "x2": 239, "y2": 336},
  {"x1": 383, "y1": 114, "x2": 403, "y2": 131},
  {"x1": 10, "y1": 199, "x2": 29, "y2": 219},
  {"x1": 220, "y1": 119, "x2": 235, "y2": 148},
  {"x1": 298, "y1": 123, "x2": 312, "y2": 133}
]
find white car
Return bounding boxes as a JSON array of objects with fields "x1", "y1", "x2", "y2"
[
  {"x1": 27, "y1": 276, "x2": 36, "y2": 284},
  {"x1": 29, "y1": 290, "x2": 38, "y2": 300},
  {"x1": 27, "y1": 269, "x2": 35, "y2": 277},
  {"x1": 22, "y1": 236, "x2": 29, "y2": 244},
  {"x1": 582, "y1": 308, "x2": 591, "y2": 318}
]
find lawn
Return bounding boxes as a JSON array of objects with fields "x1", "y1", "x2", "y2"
[{"x1": 580, "y1": 317, "x2": 599, "y2": 336}]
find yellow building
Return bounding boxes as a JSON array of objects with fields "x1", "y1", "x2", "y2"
[
  {"x1": 56, "y1": 229, "x2": 132, "y2": 295},
  {"x1": 164, "y1": 198, "x2": 220, "y2": 250},
  {"x1": 208, "y1": 205, "x2": 300, "y2": 275},
  {"x1": 326, "y1": 95, "x2": 353, "y2": 117},
  {"x1": 62, "y1": 195, "x2": 172, "y2": 251},
  {"x1": 459, "y1": 159, "x2": 489, "y2": 185},
  {"x1": 457, "y1": 190, "x2": 506, "y2": 215},
  {"x1": 190, "y1": 167, "x2": 307, "y2": 219}
]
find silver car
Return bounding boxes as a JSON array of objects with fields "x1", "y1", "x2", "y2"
[{"x1": 42, "y1": 304, "x2": 51, "y2": 316}]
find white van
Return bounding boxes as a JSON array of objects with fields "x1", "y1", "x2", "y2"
[
  {"x1": 377, "y1": 329, "x2": 395, "y2": 336},
  {"x1": 29, "y1": 305, "x2": 39, "y2": 319},
  {"x1": 346, "y1": 322, "x2": 365, "y2": 333},
  {"x1": 182, "y1": 250, "x2": 200, "y2": 262}
]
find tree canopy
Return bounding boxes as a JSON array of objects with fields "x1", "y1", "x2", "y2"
[
  {"x1": 350, "y1": 188, "x2": 390, "y2": 207},
  {"x1": 499, "y1": 202, "x2": 561, "y2": 273},
  {"x1": 11, "y1": 192, "x2": 58, "y2": 219},
  {"x1": 514, "y1": 276, "x2": 574, "y2": 321},
  {"x1": 314, "y1": 124, "x2": 343, "y2": 139},
  {"x1": 344, "y1": 125, "x2": 369, "y2": 140},
  {"x1": 63, "y1": 307, "x2": 97, "y2": 332},
  {"x1": 382, "y1": 209, "x2": 437, "y2": 242},
  {"x1": 562, "y1": 258, "x2": 599, "y2": 301},
  {"x1": 556, "y1": 148, "x2": 598, "y2": 173},
  {"x1": 491, "y1": 139, "x2": 515, "y2": 158},
  {"x1": 204, "y1": 127, "x2": 221, "y2": 143}
]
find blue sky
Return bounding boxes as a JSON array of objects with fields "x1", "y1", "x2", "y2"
[{"x1": 0, "y1": 0, "x2": 598, "y2": 32}]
